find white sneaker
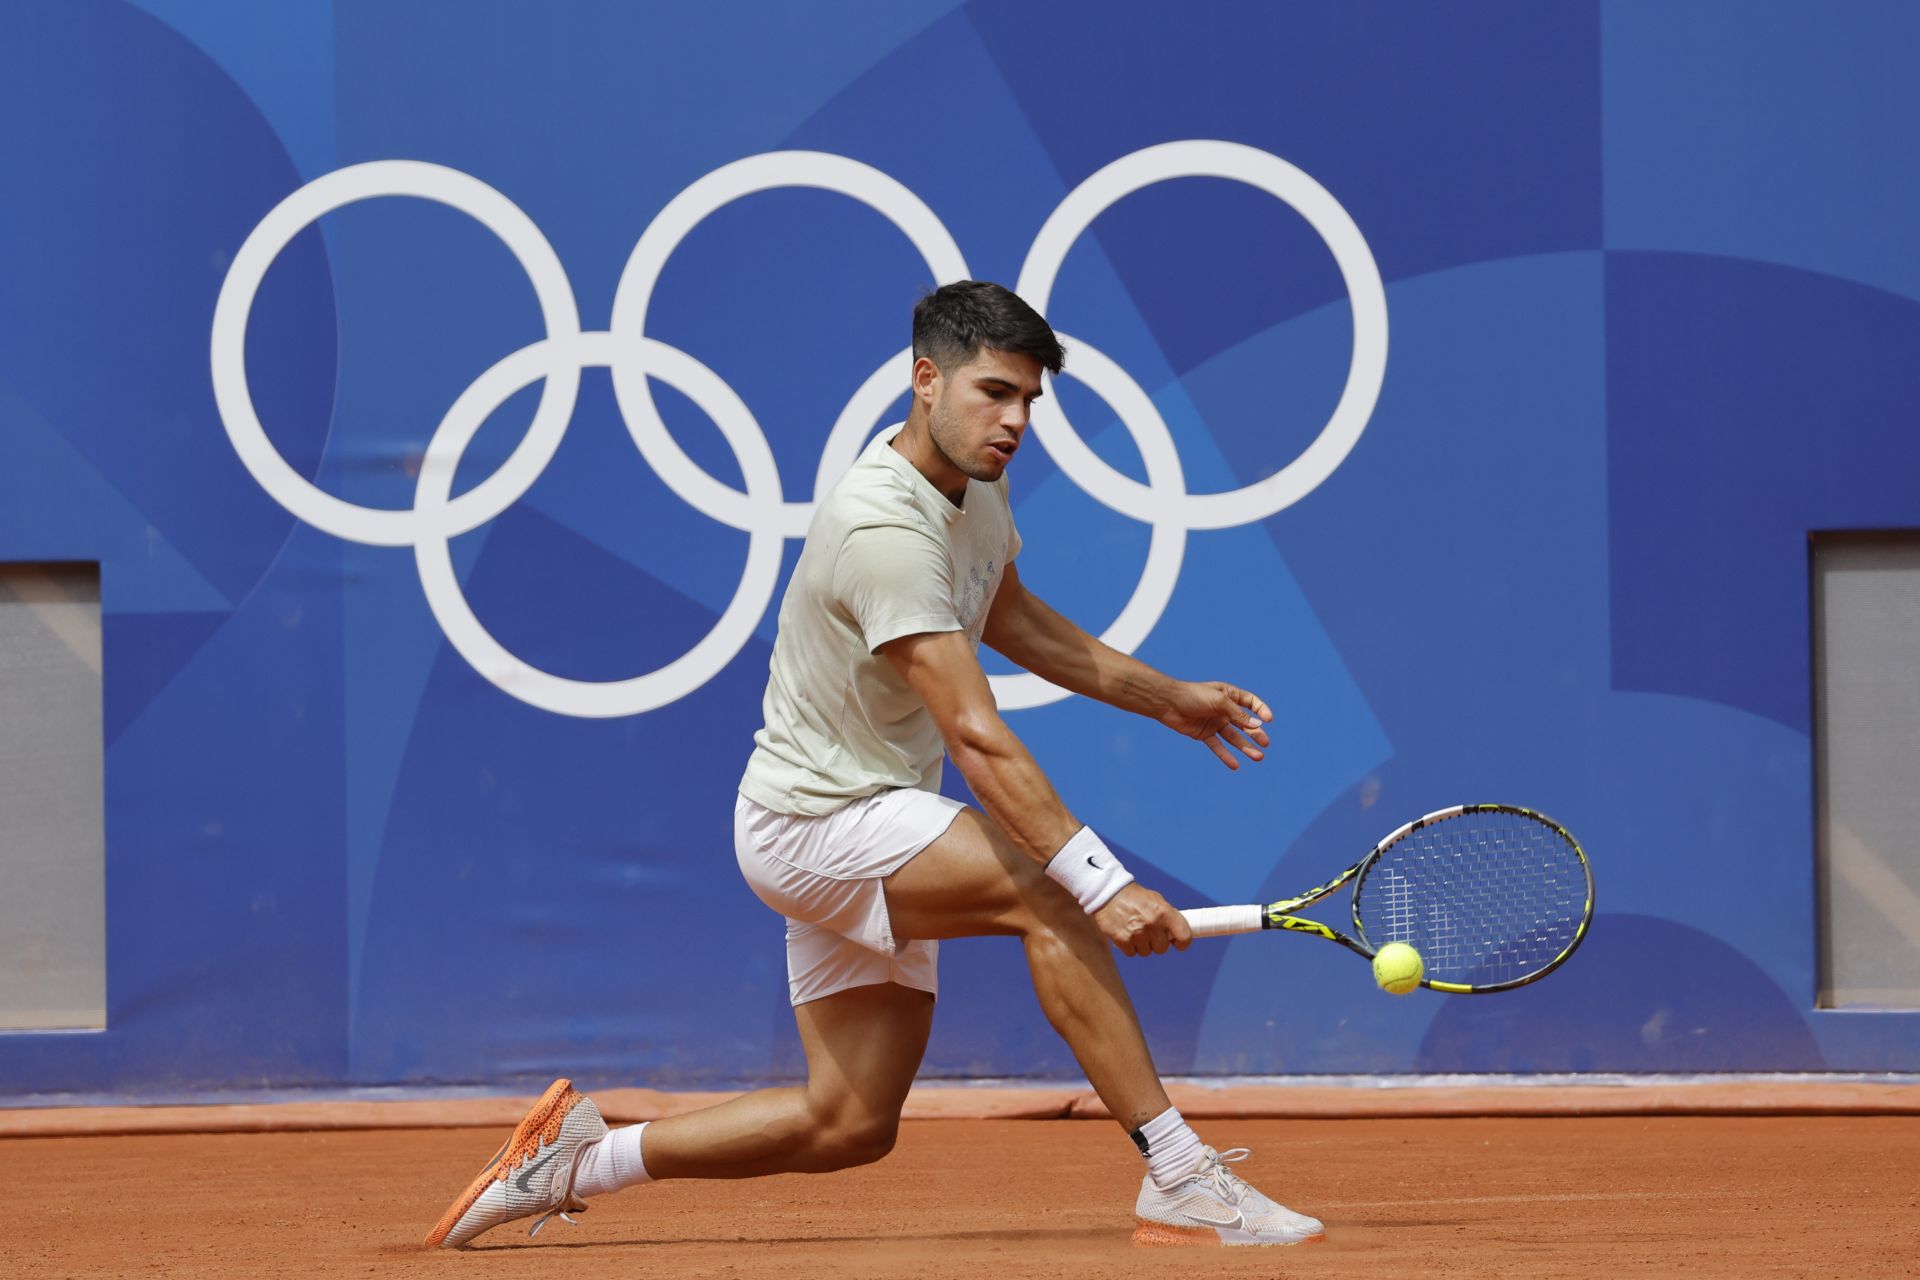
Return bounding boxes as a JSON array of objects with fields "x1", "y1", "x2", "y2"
[
  {"x1": 425, "y1": 1078, "x2": 610, "y2": 1249},
  {"x1": 1133, "y1": 1145, "x2": 1326, "y2": 1246}
]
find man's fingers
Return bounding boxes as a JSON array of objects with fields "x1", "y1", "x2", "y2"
[
  {"x1": 1169, "y1": 912, "x2": 1193, "y2": 950},
  {"x1": 1219, "y1": 724, "x2": 1264, "y2": 762},
  {"x1": 1203, "y1": 735, "x2": 1240, "y2": 770},
  {"x1": 1106, "y1": 890, "x2": 1199, "y2": 957},
  {"x1": 1223, "y1": 684, "x2": 1274, "y2": 723},
  {"x1": 1210, "y1": 688, "x2": 1271, "y2": 743},
  {"x1": 1120, "y1": 924, "x2": 1180, "y2": 956}
]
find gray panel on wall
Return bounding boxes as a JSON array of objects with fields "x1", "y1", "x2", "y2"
[
  {"x1": 1814, "y1": 536, "x2": 1920, "y2": 1010},
  {"x1": 0, "y1": 564, "x2": 105, "y2": 1030}
]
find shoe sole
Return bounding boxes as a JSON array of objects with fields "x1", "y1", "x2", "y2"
[
  {"x1": 1133, "y1": 1220, "x2": 1327, "y2": 1247},
  {"x1": 424, "y1": 1078, "x2": 583, "y2": 1249}
]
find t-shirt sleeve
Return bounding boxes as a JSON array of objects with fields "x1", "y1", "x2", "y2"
[{"x1": 833, "y1": 523, "x2": 961, "y2": 653}]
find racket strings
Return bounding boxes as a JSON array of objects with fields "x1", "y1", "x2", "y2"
[{"x1": 1355, "y1": 809, "x2": 1586, "y2": 987}]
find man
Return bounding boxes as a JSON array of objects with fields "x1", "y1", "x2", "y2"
[{"x1": 427, "y1": 281, "x2": 1325, "y2": 1249}]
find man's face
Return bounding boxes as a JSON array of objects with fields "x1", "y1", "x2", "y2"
[{"x1": 924, "y1": 346, "x2": 1046, "y2": 485}]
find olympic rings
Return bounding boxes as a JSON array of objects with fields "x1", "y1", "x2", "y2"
[{"x1": 210, "y1": 145, "x2": 1386, "y2": 717}]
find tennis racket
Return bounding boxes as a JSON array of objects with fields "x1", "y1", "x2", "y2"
[{"x1": 1180, "y1": 804, "x2": 1593, "y2": 993}]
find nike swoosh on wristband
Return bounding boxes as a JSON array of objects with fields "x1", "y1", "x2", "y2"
[
  {"x1": 514, "y1": 1147, "x2": 561, "y2": 1194},
  {"x1": 1087, "y1": 855, "x2": 1106, "y2": 869}
]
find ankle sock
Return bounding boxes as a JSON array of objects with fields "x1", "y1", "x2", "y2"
[
  {"x1": 1131, "y1": 1106, "x2": 1205, "y2": 1192},
  {"x1": 572, "y1": 1121, "x2": 654, "y2": 1198}
]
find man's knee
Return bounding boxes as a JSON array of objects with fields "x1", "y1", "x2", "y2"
[
  {"x1": 1016, "y1": 873, "x2": 1099, "y2": 944},
  {"x1": 805, "y1": 1101, "x2": 899, "y2": 1170}
]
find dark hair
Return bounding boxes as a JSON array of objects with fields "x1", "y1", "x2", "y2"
[{"x1": 912, "y1": 280, "x2": 1065, "y2": 376}]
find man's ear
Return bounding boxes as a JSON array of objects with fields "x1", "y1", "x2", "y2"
[{"x1": 911, "y1": 355, "x2": 941, "y2": 405}]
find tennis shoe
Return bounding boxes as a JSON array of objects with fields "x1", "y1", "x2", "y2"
[
  {"x1": 425, "y1": 1078, "x2": 609, "y2": 1249},
  {"x1": 1133, "y1": 1145, "x2": 1325, "y2": 1246}
]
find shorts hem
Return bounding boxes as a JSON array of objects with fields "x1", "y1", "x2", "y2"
[{"x1": 789, "y1": 975, "x2": 938, "y2": 1007}]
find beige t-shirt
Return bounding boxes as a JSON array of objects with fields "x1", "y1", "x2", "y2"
[{"x1": 738, "y1": 424, "x2": 1021, "y2": 816}]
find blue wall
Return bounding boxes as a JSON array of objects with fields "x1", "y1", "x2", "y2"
[{"x1": 3, "y1": 0, "x2": 1918, "y2": 1097}]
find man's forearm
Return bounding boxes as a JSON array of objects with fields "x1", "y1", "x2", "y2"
[
  {"x1": 986, "y1": 588, "x2": 1176, "y2": 719},
  {"x1": 946, "y1": 720, "x2": 1085, "y2": 865}
]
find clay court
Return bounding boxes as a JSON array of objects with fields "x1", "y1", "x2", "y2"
[{"x1": 10, "y1": 1087, "x2": 1918, "y2": 1278}]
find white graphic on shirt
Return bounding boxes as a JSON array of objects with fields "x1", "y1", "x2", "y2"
[{"x1": 960, "y1": 558, "x2": 997, "y2": 648}]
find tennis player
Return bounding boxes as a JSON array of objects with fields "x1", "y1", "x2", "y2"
[{"x1": 428, "y1": 281, "x2": 1325, "y2": 1249}]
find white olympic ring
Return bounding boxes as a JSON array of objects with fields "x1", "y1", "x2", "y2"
[
  {"x1": 211, "y1": 160, "x2": 583, "y2": 547},
  {"x1": 608, "y1": 151, "x2": 970, "y2": 540},
  {"x1": 1017, "y1": 140, "x2": 1388, "y2": 531},
  {"x1": 210, "y1": 143, "x2": 1387, "y2": 718}
]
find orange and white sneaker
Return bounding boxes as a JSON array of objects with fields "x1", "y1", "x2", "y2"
[
  {"x1": 425, "y1": 1078, "x2": 609, "y2": 1249},
  {"x1": 1133, "y1": 1146, "x2": 1325, "y2": 1246}
]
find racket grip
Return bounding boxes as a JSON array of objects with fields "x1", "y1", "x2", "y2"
[{"x1": 1181, "y1": 904, "x2": 1266, "y2": 938}]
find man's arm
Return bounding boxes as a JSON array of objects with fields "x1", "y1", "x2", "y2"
[
  {"x1": 878, "y1": 628, "x2": 1190, "y2": 955},
  {"x1": 981, "y1": 561, "x2": 1272, "y2": 770}
]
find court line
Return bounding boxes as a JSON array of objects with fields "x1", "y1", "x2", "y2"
[{"x1": 1323, "y1": 1189, "x2": 1742, "y2": 1209}]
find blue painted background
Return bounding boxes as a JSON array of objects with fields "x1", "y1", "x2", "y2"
[{"x1": 3, "y1": 0, "x2": 1918, "y2": 1098}]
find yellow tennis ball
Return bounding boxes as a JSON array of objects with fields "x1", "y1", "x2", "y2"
[{"x1": 1372, "y1": 942, "x2": 1424, "y2": 995}]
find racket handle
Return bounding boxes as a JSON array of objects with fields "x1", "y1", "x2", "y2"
[{"x1": 1181, "y1": 904, "x2": 1266, "y2": 938}]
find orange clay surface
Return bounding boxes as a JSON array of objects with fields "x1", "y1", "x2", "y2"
[{"x1": 9, "y1": 1114, "x2": 1919, "y2": 1279}]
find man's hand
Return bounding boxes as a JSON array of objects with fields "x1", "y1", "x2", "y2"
[
  {"x1": 1158, "y1": 681, "x2": 1272, "y2": 770},
  {"x1": 1092, "y1": 883, "x2": 1195, "y2": 957}
]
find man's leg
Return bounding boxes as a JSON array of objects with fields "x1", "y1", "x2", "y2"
[
  {"x1": 437, "y1": 981, "x2": 932, "y2": 1246},
  {"x1": 878, "y1": 808, "x2": 1169, "y2": 1130},
  {"x1": 880, "y1": 807, "x2": 1325, "y2": 1246},
  {"x1": 607, "y1": 979, "x2": 933, "y2": 1180}
]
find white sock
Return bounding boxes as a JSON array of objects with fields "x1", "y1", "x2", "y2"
[
  {"x1": 1133, "y1": 1106, "x2": 1206, "y2": 1192},
  {"x1": 571, "y1": 1121, "x2": 655, "y2": 1198}
]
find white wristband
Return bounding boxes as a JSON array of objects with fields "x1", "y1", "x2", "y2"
[{"x1": 1045, "y1": 827, "x2": 1135, "y2": 914}]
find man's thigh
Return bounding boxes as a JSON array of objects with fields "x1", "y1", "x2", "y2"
[
  {"x1": 882, "y1": 806, "x2": 1075, "y2": 942},
  {"x1": 794, "y1": 980, "x2": 935, "y2": 1120}
]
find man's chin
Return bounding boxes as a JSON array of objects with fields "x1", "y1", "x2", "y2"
[{"x1": 970, "y1": 451, "x2": 1013, "y2": 480}]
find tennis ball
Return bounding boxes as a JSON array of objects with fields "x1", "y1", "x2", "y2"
[{"x1": 1372, "y1": 942, "x2": 1424, "y2": 995}]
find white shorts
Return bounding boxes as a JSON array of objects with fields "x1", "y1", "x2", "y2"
[{"x1": 734, "y1": 788, "x2": 964, "y2": 1006}]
